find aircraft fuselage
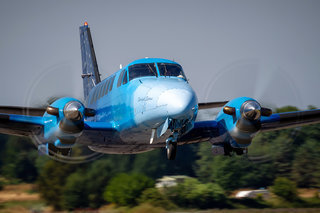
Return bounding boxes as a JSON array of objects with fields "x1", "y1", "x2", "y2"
[{"x1": 84, "y1": 58, "x2": 198, "y2": 153}]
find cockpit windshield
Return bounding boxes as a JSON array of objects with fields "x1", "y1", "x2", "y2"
[
  {"x1": 157, "y1": 63, "x2": 186, "y2": 79},
  {"x1": 129, "y1": 63, "x2": 158, "y2": 81}
]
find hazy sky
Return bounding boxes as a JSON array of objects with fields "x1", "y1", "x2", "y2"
[{"x1": 0, "y1": 0, "x2": 319, "y2": 109}]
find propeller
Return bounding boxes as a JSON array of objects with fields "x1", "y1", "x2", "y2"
[
  {"x1": 23, "y1": 63, "x2": 103, "y2": 163},
  {"x1": 202, "y1": 59, "x2": 303, "y2": 162}
]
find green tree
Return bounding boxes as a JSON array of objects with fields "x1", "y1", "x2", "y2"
[
  {"x1": 276, "y1": 106, "x2": 299, "y2": 113},
  {"x1": 195, "y1": 142, "x2": 214, "y2": 183},
  {"x1": 209, "y1": 156, "x2": 245, "y2": 191},
  {"x1": 138, "y1": 188, "x2": 176, "y2": 210},
  {"x1": 271, "y1": 134, "x2": 295, "y2": 178},
  {"x1": 1, "y1": 136, "x2": 38, "y2": 182},
  {"x1": 271, "y1": 177, "x2": 298, "y2": 201},
  {"x1": 85, "y1": 158, "x2": 120, "y2": 208},
  {"x1": 0, "y1": 134, "x2": 8, "y2": 173},
  {"x1": 195, "y1": 142, "x2": 275, "y2": 191},
  {"x1": 132, "y1": 144, "x2": 198, "y2": 179},
  {"x1": 295, "y1": 123, "x2": 320, "y2": 144},
  {"x1": 131, "y1": 150, "x2": 166, "y2": 178},
  {"x1": 104, "y1": 173, "x2": 154, "y2": 206},
  {"x1": 160, "y1": 144, "x2": 198, "y2": 177},
  {"x1": 37, "y1": 160, "x2": 77, "y2": 210},
  {"x1": 37, "y1": 155, "x2": 131, "y2": 210},
  {"x1": 292, "y1": 139, "x2": 320, "y2": 187},
  {"x1": 166, "y1": 178, "x2": 226, "y2": 209},
  {"x1": 62, "y1": 171, "x2": 88, "y2": 210}
]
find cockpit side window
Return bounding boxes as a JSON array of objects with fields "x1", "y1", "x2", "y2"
[
  {"x1": 158, "y1": 63, "x2": 186, "y2": 79},
  {"x1": 129, "y1": 63, "x2": 157, "y2": 81}
]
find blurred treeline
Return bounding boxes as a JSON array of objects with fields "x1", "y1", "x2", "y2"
[{"x1": 0, "y1": 106, "x2": 319, "y2": 211}]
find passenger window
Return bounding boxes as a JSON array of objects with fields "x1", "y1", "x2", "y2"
[
  {"x1": 96, "y1": 85, "x2": 102, "y2": 100},
  {"x1": 109, "y1": 75, "x2": 115, "y2": 91},
  {"x1": 99, "y1": 82, "x2": 106, "y2": 98},
  {"x1": 117, "y1": 70, "x2": 125, "y2": 87},
  {"x1": 129, "y1": 63, "x2": 157, "y2": 81},
  {"x1": 104, "y1": 79, "x2": 110, "y2": 95},
  {"x1": 93, "y1": 88, "x2": 98, "y2": 103},
  {"x1": 91, "y1": 93, "x2": 95, "y2": 104},
  {"x1": 89, "y1": 93, "x2": 93, "y2": 105},
  {"x1": 123, "y1": 70, "x2": 128, "y2": 85}
]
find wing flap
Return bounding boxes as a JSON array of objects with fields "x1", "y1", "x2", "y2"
[
  {"x1": 179, "y1": 120, "x2": 220, "y2": 144},
  {"x1": 77, "y1": 121, "x2": 119, "y2": 145},
  {"x1": 261, "y1": 109, "x2": 320, "y2": 132}
]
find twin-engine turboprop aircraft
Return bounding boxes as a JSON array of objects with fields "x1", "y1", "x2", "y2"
[{"x1": 1, "y1": 22, "x2": 320, "y2": 160}]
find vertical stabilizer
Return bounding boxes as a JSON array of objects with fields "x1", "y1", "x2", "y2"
[{"x1": 79, "y1": 22, "x2": 101, "y2": 100}]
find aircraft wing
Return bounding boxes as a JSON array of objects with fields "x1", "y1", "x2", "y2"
[
  {"x1": 198, "y1": 101, "x2": 228, "y2": 109},
  {"x1": 180, "y1": 109, "x2": 320, "y2": 145},
  {"x1": 0, "y1": 106, "x2": 46, "y2": 116},
  {"x1": 0, "y1": 106, "x2": 118, "y2": 143},
  {"x1": 0, "y1": 106, "x2": 45, "y2": 137},
  {"x1": 261, "y1": 109, "x2": 320, "y2": 132}
]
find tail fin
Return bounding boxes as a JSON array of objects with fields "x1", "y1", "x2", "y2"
[{"x1": 79, "y1": 22, "x2": 101, "y2": 100}]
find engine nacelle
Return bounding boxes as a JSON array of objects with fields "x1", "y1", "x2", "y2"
[
  {"x1": 42, "y1": 97, "x2": 91, "y2": 148},
  {"x1": 215, "y1": 97, "x2": 272, "y2": 149}
]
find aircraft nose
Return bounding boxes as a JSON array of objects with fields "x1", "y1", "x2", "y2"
[{"x1": 158, "y1": 89, "x2": 197, "y2": 120}]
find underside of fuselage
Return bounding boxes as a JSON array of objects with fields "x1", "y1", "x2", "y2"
[
  {"x1": 80, "y1": 130, "x2": 202, "y2": 154},
  {"x1": 76, "y1": 118, "x2": 216, "y2": 154},
  {"x1": 76, "y1": 126, "x2": 172, "y2": 154}
]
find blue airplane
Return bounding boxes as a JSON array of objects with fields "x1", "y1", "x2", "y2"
[{"x1": 0, "y1": 22, "x2": 320, "y2": 160}]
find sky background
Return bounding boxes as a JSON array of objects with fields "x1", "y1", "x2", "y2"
[{"x1": 0, "y1": 0, "x2": 319, "y2": 109}]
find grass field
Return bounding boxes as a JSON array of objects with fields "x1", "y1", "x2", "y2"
[
  {"x1": 0, "y1": 184, "x2": 319, "y2": 213},
  {"x1": 175, "y1": 209, "x2": 320, "y2": 213},
  {"x1": 0, "y1": 184, "x2": 48, "y2": 213}
]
